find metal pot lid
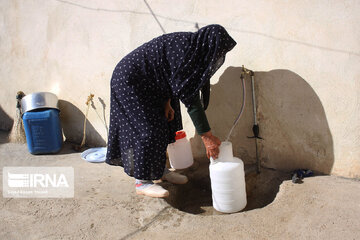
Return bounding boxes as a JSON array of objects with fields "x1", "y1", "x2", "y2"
[
  {"x1": 21, "y1": 92, "x2": 59, "y2": 113},
  {"x1": 81, "y1": 147, "x2": 107, "y2": 163}
]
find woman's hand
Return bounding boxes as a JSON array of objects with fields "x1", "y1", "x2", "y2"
[
  {"x1": 201, "y1": 131, "x2": 221, "y2": 159},
  {"x1": 164, "y1": 99, "x2": 175, "y2": 121}
]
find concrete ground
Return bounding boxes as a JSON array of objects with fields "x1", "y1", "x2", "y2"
[{"x1": 1, "y1": 131, "x2": 360, "y2": 240}]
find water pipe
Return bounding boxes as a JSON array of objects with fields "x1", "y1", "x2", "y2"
[
  {"x1": 249, "y1": 71, "x2": 262, "y2": 173},
  {"x1": 226, "y1": 65, "x2": 262, "y2": 174},
  {"x1": 225, "y1": 68, "x2": 246, "y2": 142}
]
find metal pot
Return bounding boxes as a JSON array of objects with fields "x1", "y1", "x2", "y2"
[{"x1": 21, "y1": 92, "x2": 59, "y2": 113}]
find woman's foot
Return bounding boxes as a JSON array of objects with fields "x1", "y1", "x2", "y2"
[
  {"x1": 162, "y1": 169, "x2": 188, "y2": 184},
  {"x1": 135, "y1": 179, "x2": 169, "y2": 198}
]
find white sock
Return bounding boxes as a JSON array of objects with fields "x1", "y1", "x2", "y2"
[{"x1": 135, "y1": 179, "x2": 153, "y2": 190}]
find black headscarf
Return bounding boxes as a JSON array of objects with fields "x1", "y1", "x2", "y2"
[{"x1": 168, "y1": 24, "x2": 237, "y2": 108}]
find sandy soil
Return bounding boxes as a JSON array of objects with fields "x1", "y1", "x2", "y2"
[{"x1": 1, "y1": 132, "x2": 360, "y2": 239}]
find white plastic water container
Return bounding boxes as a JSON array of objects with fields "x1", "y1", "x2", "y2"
[
  {"x1": 209, "y1": 141, "x2": 247, "y2": 213},
  {"x1": 167, "y1": 131, "x2": 194, "y2": 169}
]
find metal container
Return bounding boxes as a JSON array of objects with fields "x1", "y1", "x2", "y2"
[{"x1": 21, "y1": 92, "x2": 59, "y2": 113}]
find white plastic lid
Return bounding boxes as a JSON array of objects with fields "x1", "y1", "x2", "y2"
[{"x1": 81, "y1": 147, "x2": 107, "y2": 163}]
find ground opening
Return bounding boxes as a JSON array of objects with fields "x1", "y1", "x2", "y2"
[{"x1": 161, "y1": 161, "x2": 290, "y2": 215}]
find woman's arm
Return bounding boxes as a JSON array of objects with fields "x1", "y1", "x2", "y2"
[
  {"x1": 187, "y1": 95, "x2": 211, "y2": 134},
  {"x1": 187, "y1": 95, "x2": 221, "y2": 159}
]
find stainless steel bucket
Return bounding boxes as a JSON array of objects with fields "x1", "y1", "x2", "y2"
[{"x1": 21, "y1": 92, "x2": 59, "y2": 113}]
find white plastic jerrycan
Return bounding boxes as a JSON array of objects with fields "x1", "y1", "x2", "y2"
[
  {"x1": 209, "y1": 141, "x2": 247, "y2": 213},
  {"x1": 167, "y1": 131, "x2": 194, "y2": 169}
]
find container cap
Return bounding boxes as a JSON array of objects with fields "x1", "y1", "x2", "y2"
[{"x1": 175, "y1": 131, "x2": 186, "y2": 140}]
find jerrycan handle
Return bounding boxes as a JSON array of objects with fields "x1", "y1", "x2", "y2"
[
  {"x1": 210, "y1": 156, "x2": 218, "y2": 165},
  {"x1": 210, "y1": 141, "x2": 233, "y2": 164}
]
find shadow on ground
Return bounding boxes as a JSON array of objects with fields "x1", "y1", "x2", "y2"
[
  {"x1": 163, "y1": 66, "x2": 333, "y2": 215},
  {"x1": 161, "y1": 162, "x2": 291, "y2": 215}
]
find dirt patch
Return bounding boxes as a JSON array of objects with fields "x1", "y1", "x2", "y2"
[{"x1": 161, "y1": 161, "x2": 290, "y2": 215}]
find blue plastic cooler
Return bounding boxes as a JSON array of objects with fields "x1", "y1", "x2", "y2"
[{"x1": 22, "y1": 109, "x2": 63, "y2": 154}]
